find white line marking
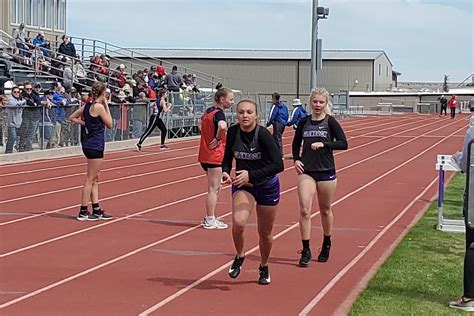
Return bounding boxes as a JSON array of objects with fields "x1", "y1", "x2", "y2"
[
  {"x1": 0, "y1": 123, "x2": 460, "y2": 310},
  {"x1": 0, "y1": 116, "x2": 448, "y2": 205},
  {"x1": 297, "y1": 177, "x2": 437, "y2": 315},
  {"x1": 137, "y1": 126, "x2": 463, "y2": 314},
  {"x1": 0, "y1": 116, "x2": 416, "y2": 177},
  {"x1": 1, "y1": 119, "x2": 457, "y2": 255}
]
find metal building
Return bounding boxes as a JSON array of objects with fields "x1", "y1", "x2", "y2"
[
  {"x1": 1, "y1": 0, "x2": 67, "y2": 44},
  {"x1": 126, "y1": 48, "x2": 397, "y2": 95}
]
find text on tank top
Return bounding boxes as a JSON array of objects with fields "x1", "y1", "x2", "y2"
[
  {"x1": 301, "y1": 115, "x2": 335, "y2": 171},
  {"x1": 232, "y1": 125, "x2": 261, "y2": 161}
]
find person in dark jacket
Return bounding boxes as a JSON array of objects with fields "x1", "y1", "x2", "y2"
[
  {"x1": 287, "y1": 98, "x2": 308, "y2": 130},
  {"x1": 18, "y1": 82, "x2": 42, "y2": 151},
  {"x1": 58, "y1": 34, "x2": 76, "y2": 58},
  {"x1": 266, "y1": 92, "x2": 289, "y2": 155}
]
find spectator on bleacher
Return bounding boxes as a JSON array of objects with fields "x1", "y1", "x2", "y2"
[
  {"x1": 50, "y1": 54, "x2": 65, "y2": 78},
  {"x1": 5, "y1": 87, "x2": 26, "y2": 154},
  {"x1": 133, "y1": 71, "x2": 148, "y2": 97},
  {"x1": 58, "y1": 35, "x2": 76, "y2": 58},
  {"x1": 12, "y1": 23, "x2": 28, "y2": 57},
  {"x1": 148, "y1": 74, "x2": 160, "y2": 99},
  {"x1": 164, "y1": 66, "x2": 183, "y2": 93},
  {"x1": 37, "y1": 90, "x2": 55, "y2": 149},
  {"x1": 32, "y1": 32, "x2": 50, "y2": 57},
  {"x1": 156, "y1": 65, "x2": 166, "y2": 77},
  {"x1": 128, "y1": 80, "x2": 139, "y2": 98},
  {"x1": 73, "y1": 57, "x2": 88, "y2": 91},
  {"x1": 110, "y1": 64, "x2": 126, "y2": 89},
  {"x1": 18, "y1": 82, "x2": 41, "y2": 152},
  {"x1": 183, "y1": 74, "x2": 193, "y2": 86},
  {"x1": 63, "y1": 57, "x2": 74, "y2": 92},
  {"x1": 97, "y1": 54, "x2": 110, "y2": 76}
]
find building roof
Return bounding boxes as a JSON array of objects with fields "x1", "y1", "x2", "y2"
[{"x1": 123, "y1": 48, "x2": 392, "y2": 65}]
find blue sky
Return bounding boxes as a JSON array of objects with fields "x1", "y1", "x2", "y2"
[{"x1": 68, "y1": 0, "x2": 473, "y2": 82}]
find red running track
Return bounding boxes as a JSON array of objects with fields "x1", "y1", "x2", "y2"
[{"x1": 0, "y1": 114, "x2": 468, "y2": 315}]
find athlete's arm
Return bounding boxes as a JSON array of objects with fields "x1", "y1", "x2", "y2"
[
  {"x1": 96, "y1": 100, "x2": 113, "y2": 129},
  {"x1": 69, "y1": 106, "x2": 84, "y2": 125},
  {"x1": 247, "y1": 127, "x2": 284, "y2": 183},
  {"x1": 292, "y1": 117, "x2": 306, "y2": 161},
  {"x1": 324, "y1": 116, "x2": 348, "y2": 150},
  {"x1": 222, "y1": 125, "x2": 237, "y2": 175}
]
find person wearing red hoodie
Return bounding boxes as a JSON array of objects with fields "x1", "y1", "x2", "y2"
[{"x1": 448, "y1": 95, "x2": 458, "y2": 119}]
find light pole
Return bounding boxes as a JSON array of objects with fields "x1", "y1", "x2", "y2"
[{"x1": 310, "y1": 1, "x2": 329, "y2": 90}]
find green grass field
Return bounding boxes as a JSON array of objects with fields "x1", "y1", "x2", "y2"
[{"x1": 350, "y1": 173, "x2": 466, "y2": 315}]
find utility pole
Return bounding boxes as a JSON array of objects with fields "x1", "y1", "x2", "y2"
[{"x1": 310, "y1": 1, "x2": 329, "y2": 90}]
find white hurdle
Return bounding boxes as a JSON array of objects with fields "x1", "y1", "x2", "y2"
[{"x1": 435, "y1": 154, "x2": 465, "y2": 233}]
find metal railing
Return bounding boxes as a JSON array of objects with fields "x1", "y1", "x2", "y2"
[
  {"x1": 0, "y1": 91, "x2": 249, "y2": 155},
  {"x1": 43, "y1": 35, "x2": 224, "y2": 89}
]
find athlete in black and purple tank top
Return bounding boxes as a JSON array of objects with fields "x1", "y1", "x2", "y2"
[
  {"x1": 70, "y1": 82, "x2": 114, "y2": 222},
  {"x1": 292, "y1": 88, "x2": 348, "y2": 267},
  {"x1": 222, "y1": 99, "x2": 284, "y2": 285}
]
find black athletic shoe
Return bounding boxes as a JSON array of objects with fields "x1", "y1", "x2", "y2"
[
  {"x1": 77, "y1": 211, "x2": 90, "y2": 221},
  {"x1": 298, "y1": 248, "x2": 312, "y2": 267},
  {"x1": 258, "y1": 265, "x2": 271, "y2": 285},
  {"x1": 317, "y1": 244, "x2": 331, "y2": 262},
  {"x1": 93, "y1": 210, "x2": 113, "y2": 220},
  {"x1": 228, "y1": 256, "x2": 245, "y2": 279}
]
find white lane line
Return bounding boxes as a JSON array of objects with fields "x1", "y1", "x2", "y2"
[
  {"x1": 0, "y1": 123, "x2": 459, "y2": 311},
  {"x1": 297, "y1": 177, "x2": 438, "y2": 315},
  {"x1": 0, "y1": 117, "x2": 458, "y2": 228},
  {"x1": 0, "y1": 116, "x2": 415, "y2": 177},
  {"x1": 136, "y1": 126, "x2": 463, "y2": 314},
  {"x1": 0, "y1": 153, "x2": 197, "y2": 189},
  {"x1": 0, "y1": 116, "x2": 446, "y2": 204}
]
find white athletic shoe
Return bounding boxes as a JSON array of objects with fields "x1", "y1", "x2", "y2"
[
  {"x1": 202, "y1": 217, "x2": 228, "y2": 230},
  {"x1": 135, "y1": 143, "x2": 142, "y2": 152}
]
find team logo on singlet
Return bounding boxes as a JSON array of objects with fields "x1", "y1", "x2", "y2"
[
  {"x1": 303, "y1": 130, "x2": 328, "y2": 138},
  {"x1": 234, "y1": 151, "x2": 261, "y2": 160}
]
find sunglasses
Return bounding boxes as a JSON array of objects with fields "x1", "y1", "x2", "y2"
[
  {"x1": 24, "y1": 88, "x2": 32, "y2": 91},
  {"x1": 12, "y1": 91, "x2": 20, "y2": 94}
]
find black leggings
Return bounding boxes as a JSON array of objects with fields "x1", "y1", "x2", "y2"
[
  {"x1": 440, "y1": 105, "x2": 447, "y2": 116},
  {"x1": 138, "y1": 114, "x2": 167, "y2": 146},
  {"x1": 450, "y1": 107, "x2": 456, "y2": 119}
]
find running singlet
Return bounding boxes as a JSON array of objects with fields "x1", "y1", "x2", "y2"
[
  {"x1": 223, "y1": 124, "x2": 283, "y2": 186},
  {"x1": 82, "y1": 102, "x2": 105, "y2": 151},
  {"x1": 153, "y1": 98, "x2": 164, "y2": 117},
  {"x1": 292, "y1": 115, "x2": 347, "y2": 172},
  {"x1": 198, "y1": 107, "x2": 226, "y2": 165}
]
